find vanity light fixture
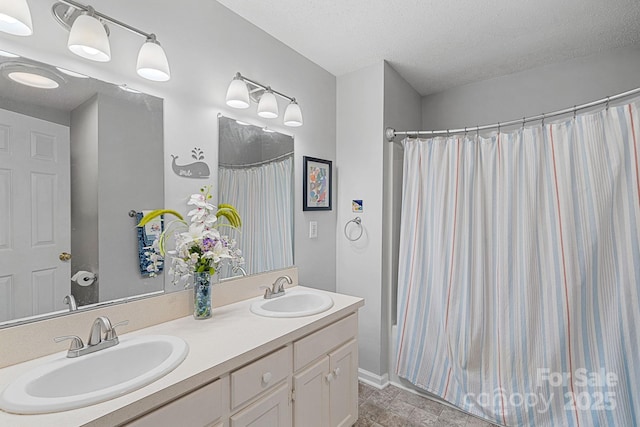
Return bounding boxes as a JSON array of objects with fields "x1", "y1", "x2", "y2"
[
  {"x1": 51, "y1": 0, "x2": 171, "y2": 81},
  {"x1": 0, "y1": 0, "x2": 33, "y2": 36},
  {"x1": 225, "y1": 72, "x2": 304, "y2": 127}
]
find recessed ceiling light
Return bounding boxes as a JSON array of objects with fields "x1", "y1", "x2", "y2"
[
  {"x1": 8, "y1": 71, "x2": 59, "y2": 89},
  {"x1": 0, "y1": 49, "x2": 20, "y2": 58},
  {"x1": 55, "y1": 67, "x2": 88, "y2": 78}
]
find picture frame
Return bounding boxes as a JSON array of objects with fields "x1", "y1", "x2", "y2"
[{"x1": 303, "y1": 156, "x2": 332, "y2": 211}]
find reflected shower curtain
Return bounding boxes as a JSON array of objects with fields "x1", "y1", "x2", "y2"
[
  {"x1": 395, "y1": 101, "x2": 640, "y2": 426},
  {"x1": 219, "y1": 156, "x2": 293, "y2": 275}
]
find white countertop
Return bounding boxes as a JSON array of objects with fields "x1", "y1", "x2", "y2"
[{"x1": 0, "y1": 286, "x2": 364, "y2": 427}]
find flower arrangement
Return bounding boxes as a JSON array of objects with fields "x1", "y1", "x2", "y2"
[{"x1": 139, "y1": 186, "x2": 244, "y2": 287}]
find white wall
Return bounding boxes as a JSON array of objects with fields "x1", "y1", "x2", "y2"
[
  {"x1": 0, "y1": 0, "x2": 337, "y2": 292},
  {"x1": 336, "y1": 62, "x2": 385, "y2": 376},
  {"x1": 336, "y1": 61, "x2": 421, "y2": 380},
  {"x1": 422, "y1": 45, "x2": 640, "y2": 129}
]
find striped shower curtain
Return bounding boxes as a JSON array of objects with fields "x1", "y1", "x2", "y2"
[
  {"x1": 395, "y1": 100, "x2": 640, "y2": 426},
  {"x1": 218, "y1": 156, "x2": 293, "y2": 275}
]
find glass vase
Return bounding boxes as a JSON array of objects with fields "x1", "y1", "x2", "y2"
[{"x1": 193, "y1": 271, "x2": 213, "y2": 319}]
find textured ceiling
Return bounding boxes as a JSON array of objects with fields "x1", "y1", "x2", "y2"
[{"x1": 216, "y1": 0, "x2": 640, "y2": 96}]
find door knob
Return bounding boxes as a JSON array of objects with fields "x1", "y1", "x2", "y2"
[{"x1": 59, "y1": 252, "x2": 72, "y2": 261}]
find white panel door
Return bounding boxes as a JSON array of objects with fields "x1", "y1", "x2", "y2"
[{"x1": 0, "y1": 109, "x2": 70, "y2": 322}]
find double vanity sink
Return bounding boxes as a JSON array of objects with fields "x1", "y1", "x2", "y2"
[{"x1": 0, "y1": 287, "x2": 337, "y2": 417}]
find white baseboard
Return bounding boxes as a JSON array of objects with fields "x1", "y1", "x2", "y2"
[{"x1": 357, "y1": 368, "x2": 389, "y2": 389}]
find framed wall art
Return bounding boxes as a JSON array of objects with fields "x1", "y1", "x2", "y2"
[{"x1": 303, "y1": 156, "x2": 332, "y2": 211}]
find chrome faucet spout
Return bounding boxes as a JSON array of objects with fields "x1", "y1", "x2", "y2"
[
  {"x1": 63, "y1": 294, "x2": 77, "y2": 311},
  {"x1": 88, "y1": 316, "x2": 112, "y2": 346}
]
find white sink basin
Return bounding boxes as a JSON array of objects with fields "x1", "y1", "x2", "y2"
[
  {"x1": 250, "y1": 289, "x2": 334, "y2": 318},
  {"x1": 0, "y1": 335, "x2": 188, "y2": 414}
]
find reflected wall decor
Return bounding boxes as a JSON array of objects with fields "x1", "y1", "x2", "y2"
[{"x1": 302, "y1": 156, "x2": 332, "y2": 211}]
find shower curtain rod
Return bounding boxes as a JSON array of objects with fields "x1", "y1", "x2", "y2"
[{"x1": 385, "y1": 87, "x2": 640, "y2": 141}]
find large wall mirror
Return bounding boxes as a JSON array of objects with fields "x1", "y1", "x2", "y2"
[
  {"x1": 0, "y1": 54, "x2": 164, "y2": 326},
  {"x1": 217, "y1": 115, "x2": 294, "y2": 280}
]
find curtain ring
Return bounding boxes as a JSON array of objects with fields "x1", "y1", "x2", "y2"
[
  {"x1": 344, "y1": 217, "x2": 363, "y2": 241},
  {"x1": 497, "y1": 122, "x2": 501, "y2": 134},
  {"x1": 522, "y1": 117, "x2": 526, "y2": 129},
  {"x1": 542, "y1": 113, "x2": 546, "y2": 127},
  {"x1": 606, "y1": 96, "x2": 610, "y2": 111},
  {"x1": 573, "y1": 105, "x2": 577, "y2": 120},
  {"x1": 476, "y1": 125, "x2": 479, "y2": 137}
]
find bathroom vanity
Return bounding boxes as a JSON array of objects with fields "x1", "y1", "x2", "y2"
[{"x1": 0, "y1": 286, "x2": 363, "y2": 426}]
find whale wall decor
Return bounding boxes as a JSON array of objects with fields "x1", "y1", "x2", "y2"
[{"x1": 171, "y1": 147, "x2": 211, "y2": 178}]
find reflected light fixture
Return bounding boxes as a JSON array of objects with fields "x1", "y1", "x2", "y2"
[
  {"x1": 0, "y1": 0, "x2": 33, "y2": 36},
  {"x1": 225, "y1": 72, "x2": 304, "y2": 127},
  {"x1": 8, "y1": 71, "x2": 59, "y2": 89},
  {"x1": 51, "y1": 0, "x2": 171, "y2": 81}
]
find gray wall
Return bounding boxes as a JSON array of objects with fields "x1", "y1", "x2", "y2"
[
  {"x1": 98, "y1": 93, "x2": 164, "y2": 302},
  {"x1": 70, "y1": 97, "x2": 99, "y2": 306},
  {"x1": 1, "y1": 0, "x2": 337, "y2": 294},
  {"x1": 422, "y1": 45, "x2": 640, "y2": 130}
]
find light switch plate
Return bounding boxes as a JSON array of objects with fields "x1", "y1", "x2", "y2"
[{"x1": 309, "y1": 221, "x2": 318, "y2": 238}]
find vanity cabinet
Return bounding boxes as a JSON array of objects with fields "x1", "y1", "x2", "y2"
[
  {"x1": 126, "y1": 377, "x2": 227, "y2": 427},
  {"x1": 292, "y1": 314, "x2": 358, "y2": 427}
]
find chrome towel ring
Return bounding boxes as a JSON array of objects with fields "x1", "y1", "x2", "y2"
[{"x1": 344, "y1": 217, "x2": 363, "y2": 241}]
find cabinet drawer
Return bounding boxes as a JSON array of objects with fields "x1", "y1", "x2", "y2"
[
  {"x1": 126, "y1": 378, "x2": 223, "y2": 427},
  {"x1": 294, "y1": 313, "x2": 357, "y2": 371},
  {"x1": 231, "y1": 346, "x2": 291, "y2": 409}
]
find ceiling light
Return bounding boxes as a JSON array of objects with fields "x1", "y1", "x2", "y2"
[
  {"x1": 0, "y1": 50, "x2": 20, "y2": 58},
  {"x1": 67, "y1": 7, "x2": 111, "y2": 62},
  {"x1": 262, "y1": 127, "x2": 275, "y2": 133},
  {"x1": 226, "y1": 73, "x2": 250, "y2": 109},
  {"x1": 136, "y1": 34, "x2": 170, "y2": 82},
  {"x1": 55, "y1": 67, "x2": 88, "y2": 78},
  {"x1": 0, "y1": 0, "x2": 33, "y2": 36},
  {"x1": 8, "y1": 71, "x2": 59, "y2": 89},
  {"x1": 257, "y1": 88, "x2": 278, "y2": 119},
  {"x1": 235, "y1": 120, "x2": 251, "y2": 126},
  {"x1": 283, "y1": 99, "x2": 303, "y2": 127}
]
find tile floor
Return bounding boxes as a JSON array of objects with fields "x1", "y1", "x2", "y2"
[{"x1": 356, "y1": 382, "x2": 500, "y2": 427}]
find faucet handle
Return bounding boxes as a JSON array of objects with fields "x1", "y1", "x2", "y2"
[
  {"x1": 54, "y1": 335, "x2": 84, "y2": 351},
  {"x1": 259, "y1": 285, "x2": 272, "y2": 298},
  {"x1": 106, "y1": 320, "x2": 129, "y2": 341}
]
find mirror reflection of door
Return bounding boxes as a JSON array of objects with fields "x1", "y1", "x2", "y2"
[{"x1": 0, "y1": 108, "x2": 70, "y2": 322}]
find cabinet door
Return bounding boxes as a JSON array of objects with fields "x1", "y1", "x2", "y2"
[
  {"x1": 293, "y1": 356, "x2": 330, "y2": 427},
  {"x1": 230, "y1": 382, "x2": 291, "y2": 427},
  {"x1": 329, "y1": 339, "x2": 358, "y2": 427}
]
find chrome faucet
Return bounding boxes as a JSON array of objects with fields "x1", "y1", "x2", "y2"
[
  {"x1": 54, "y1": 316, "x2": 128, "y2": 358},
  {"x1": 263, "y1": 275, "x2": 292, "y2": 299},
  {"x1": 63, "y1": 294, "x2": 77, "y2": 311}
]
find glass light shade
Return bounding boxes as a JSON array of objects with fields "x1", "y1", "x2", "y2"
[
  {"x1": 0, "y1": 0, "x2": 33, "y2": 36},
  {"x1": 226, "y1": 78, "x2": 250, "y2": 109},
  {"x1": 284, "y1": 101, "x2": 303, "y2": 127},
  {"x1": 8, "y1": 71, "x2": 59, "y2": 89},
  {"x1": 67, "y1": 14, "x2": 111, "y2": 62},
  {"x1": 257, "y1": 90, "x2": 278, "y2": 119},
  {"x1": 137, "y1": 39, "x2": 170, "y2": 82}
]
